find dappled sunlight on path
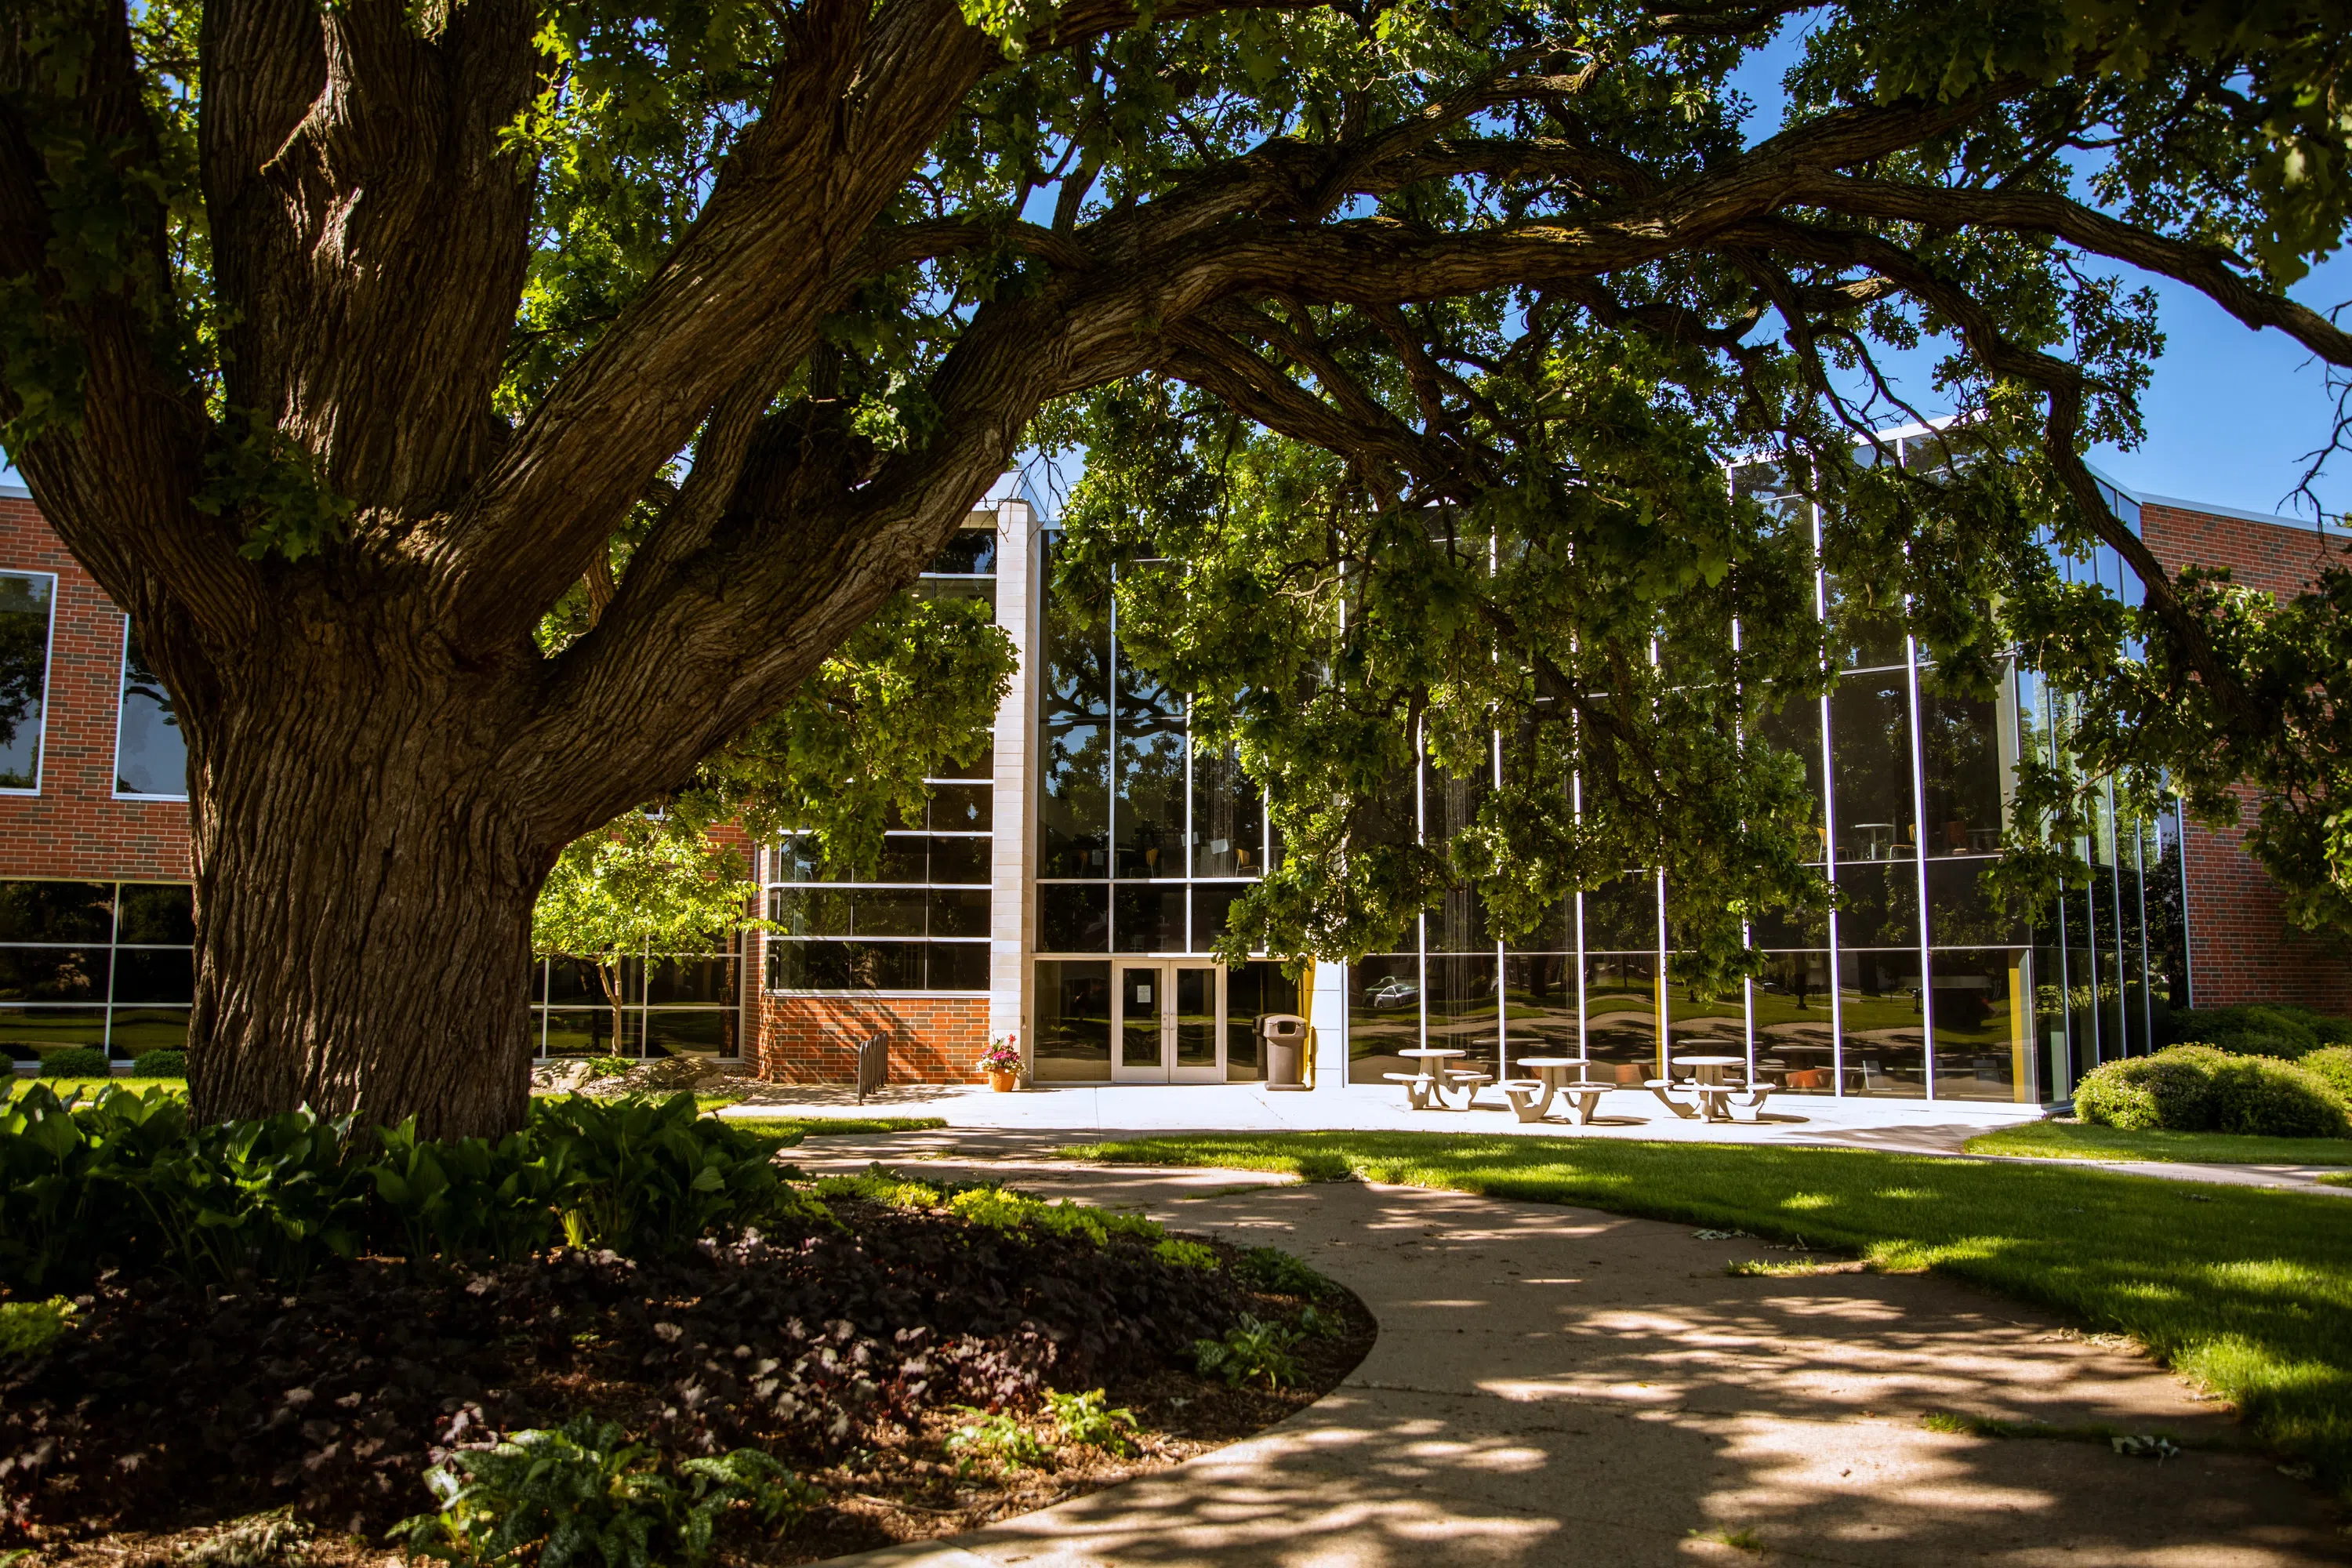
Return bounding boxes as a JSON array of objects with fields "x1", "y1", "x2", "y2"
[{"x1": 800, "y1": 1154, "x2": 2342, "y2": 1567}]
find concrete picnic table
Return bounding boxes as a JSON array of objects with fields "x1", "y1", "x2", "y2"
[
  {"x1": 1647, "y1": 1054, "x2": 1773, "y2": 1123},
  {"x1": 1499, "y1": 1056, "x2": 1613, "y2": 1124},
  {"x1": 1386, "y1": 1047, "x2": 1487, "y2": 1110}
]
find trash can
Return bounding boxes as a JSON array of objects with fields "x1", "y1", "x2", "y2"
[{"x1": 1261, "y1": 1014, "x2": 1310, "y2": 1091}]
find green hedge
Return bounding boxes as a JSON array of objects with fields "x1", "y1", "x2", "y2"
[
  {"x1": 2162, "y1": 1004, "x2": 2352, "y2": 1062},
  {"x1": 2075, "y1": 1044, "x2": 2350, "y2": 1138},
  {"x1": 2307, "y1": 1047, "x2": 2352, "y2": 1105},
  {"x1": 40, "y1": 1047, "x2": 110, "y2": 1079},
  {"x1": 128, "y1": 1050, "x2": 185, "y2": 1078}
]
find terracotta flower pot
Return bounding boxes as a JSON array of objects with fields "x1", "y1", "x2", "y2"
[{"x1": 988, "y1": 1069, "x2": 1018, "y2": 1092}]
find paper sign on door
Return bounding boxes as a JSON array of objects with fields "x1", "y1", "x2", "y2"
[{"x1": 1134, "y1": 985, "x2": 1152, "y2": 1004}]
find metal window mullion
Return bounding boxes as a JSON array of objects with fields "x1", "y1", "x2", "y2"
[
  {"x1": 1414, "y1": 717, "x2": 1428, "y2": 1051},
  {"x1": 1813, "y1": 501, "x2": 1845, "y2": 1097},
  {"x1": 1906, "y1": 626, "x2": 1935, "y2": 1100}
]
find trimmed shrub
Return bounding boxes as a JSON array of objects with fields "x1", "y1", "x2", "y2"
[
  {"x1": 2074, "y1": 1046, "x2": 2228, "y2": 1131},
  {"x1": 2208, "y1": 1055, "x2": 2352, "y2": 1139},
  {"x1": 41, "y1": 1047, "x2": 111, "y2": 1079},
  {"x1": 128, "y1": 1049, "x2": 185, "y2": 1078},
  {"x1": 2303, "y1": 1046, "x2": 2352, "y2": 1105},
  {"x1": 2074, "y1": 1044, "x2": 2350, "y2": 1138}
]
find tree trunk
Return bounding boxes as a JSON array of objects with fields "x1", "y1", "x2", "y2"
[{"x1": 182, "y1": 628, "x2": 556, "y2": 1142}]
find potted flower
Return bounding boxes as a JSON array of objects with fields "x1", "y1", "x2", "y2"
[{"x1": 976, "y1": 1035, "x2": 1022, "y2": 1091}]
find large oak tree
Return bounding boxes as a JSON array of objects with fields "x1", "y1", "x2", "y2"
[{"x1": 3, "y1": 0, "x2": 2348, "y2": 1134}]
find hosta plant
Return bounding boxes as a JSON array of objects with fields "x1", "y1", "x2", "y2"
[
  {"x1": 392, "y1": 1416, "x2": 812, "y2": 1568},
  {"x1": 1192, "y1": 1316, "x2": 1302, "y2": 1391}
]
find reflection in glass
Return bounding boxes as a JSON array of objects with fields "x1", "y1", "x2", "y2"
[
  {"x1": 1038, "y1": 884, "x2": 1110, "y2": 952},
  {"x1": 1664, "y1": 956, "x2": 1745, "y2": 1059},
  {"x1": 1918, "y1": 688, "x2": 2004, "y2": 855},
  {"x1": 115, "y1": 628, "x2": 188, "y2": 797},
  {"x1": 0, "y1": 1005, "x2": 105, "y2": 1063},
  {"x1": 0, "y1": 882, "x2": 113, "y2": 945},
  {"x1": 1113, "y1": 684, "x2": 1185, "y2": 877},
  {"x1": 1835, "y1": 949, "x2": 1926, "y2": 1097},
  {"x1": 1120, "y1": 964, "x2": 1162, "y2": 1067},
  {"x1": 646, "y1": 1008, "x2": 737, "y2": 1057},
  {"x1": 1581, "y1": 953, "x2": 1657, "y2": 1080},
  {"x1": 1174, "y1": 966, "x2": 1218, "y2": 1068},
  {"x1": 1113, "y1": 884, "x2": 1185, "y2": 952},
  {"x1": 1751, "y1": 953, "x2": 1835, "y2": 1088},
  {"x1": 1225, "y1": 960, "x2": 1300, "y2": 1080},
  {"x1": 1830, "y1": 673, "x2": 1915, "y2": 855},
  {"x1": 1502, "y1": 954, "x2": 1577, "y2": 1057},
  {"x1": 1034, "y1": 960, "x2": 1112, "y2": 1080},
  {"x1": 1751, "y1": 693, "x2": 1824, "y2": 851},
  {"x1": 1929, "y1": 948, "x2": 2025, "y2": 1102},
  {"x1": 1581, "y1": 874, "x2": 1658, "y2": 950},
  {"x1": 1425, "y1": 953, "x2": 1498, "y2": 1076},
  {"x1": 1832, "y1": 861, "x2": 1919, "y2": 949},
  {"x1": 0, "y1": 948, "x2": 109, "y2": 1004},
  {"x1": 1925, "y1": 858, "x2": 2020, "y2": 947},
  {"x1": 1348, "y1": 955, "x2": 1421, "y2": 1083},
  {"x1": 115, "y1": 883, "x2": 192, "y2": 944},
  {"x1": 0, "y1": 575, "x2": 51, "y2": 789},
  {"x1": 1190, "y1": 739, "x2": 1263, "y2": 877},
  {"x1": 1039, "y1": 535, "x2": 1111, "y2": 877},
  {"x1": 1824, "y1": 573, "x2": 1906, "y2": 670}
]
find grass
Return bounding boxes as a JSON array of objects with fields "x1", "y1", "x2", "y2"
[
  {"x1": 1965, "y1": 1119, "x2": 2352, "y2": 1166},
  {"x1": 5, "y1": 1076, "x2": 187, "y2": 1098},
  {"x1": 722, "y1": 1115, "x2": 947, "y2": 1156},
  {"x1": 1066, "y1": 1130, "x2": 2352, "y2": 1498},
  {"x1": 2318, "y1": 1172, "x2": 2352, "y2": 1189}
]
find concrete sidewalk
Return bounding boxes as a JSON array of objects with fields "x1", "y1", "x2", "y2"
[
  {"x1": 718, "y1": 1080, "x2": 2352, "y2": 1196},
  {"x1": 802, "y1": 1159, "x2": 2342, "y2": 1566}
]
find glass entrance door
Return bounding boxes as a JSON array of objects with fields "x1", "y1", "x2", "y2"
[{"x1": 1112, "y1": 961, "x2": 1224, "y2": 1082}]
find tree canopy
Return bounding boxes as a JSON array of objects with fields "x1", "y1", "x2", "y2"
[{"x1": 3, "y1": 0, "x2": 2350, "y2": 1125}]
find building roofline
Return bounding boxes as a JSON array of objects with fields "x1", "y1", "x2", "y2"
[
  {"x1": 0, "y1": 482, "x2": 27, "y2": 501},
  {"x1": 2083, "y1": 459, "x2": 2343, "y2": 538}
]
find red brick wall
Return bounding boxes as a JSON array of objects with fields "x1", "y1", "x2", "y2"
[
  {"x1": 752, "y1": 992, "x2": 989, "y2": 1083},
  {"x1": 2140, "y1": 503, "x2": 2352, "y2": 1012},
  {"x1": 0, "y1": 494, "x2": 192, "y2": 883}
]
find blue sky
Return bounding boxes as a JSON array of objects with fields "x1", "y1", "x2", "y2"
[
  {"x1": 11, "y1": 29, "x2": 2345, "y2": 524},
  {"x1": 1722, "y1": 18, "x2": 2350, "y2": 521}
]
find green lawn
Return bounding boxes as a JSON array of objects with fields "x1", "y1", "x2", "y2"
[
  {"x1": 6, "y1": 1076, "x2": 186, "y2": 1098},
  {"x1": 1069, "y1": 1130, "x2": 2352, "y2": 1498},
  {"x1": 724, "y1": 1114, "x2": 948, "y2": 1153},
  {"x1": 1966, "y1": 1120, "x2": 2352, "y2": 1166}
]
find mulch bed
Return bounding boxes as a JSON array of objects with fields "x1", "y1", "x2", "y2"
[{"x1": 2, "y1": 1199, "x2": 1374, "y2": 1566}]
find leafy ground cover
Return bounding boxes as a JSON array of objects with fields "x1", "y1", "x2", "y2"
[
  {"x1": 1965, "y1": 1119, "x2": 2352, "y2": 1165},
  {"x1": 1065, "y1": 1131, "x2": 2352, "y2": 1500},
  {"x1": 1, "y1": 1119, "x2": 1367, "y2": 1565}
]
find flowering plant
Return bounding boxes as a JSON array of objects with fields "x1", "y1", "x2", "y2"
[{"x1": 976, "y1": 1035, "x2": 1022, "y2": 1074}]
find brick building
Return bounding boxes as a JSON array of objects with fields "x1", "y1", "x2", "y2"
[
  {"x1": 2, "y1": 456, "x2": 2345, "y2": 1099},
  {"x1": 2137, "y1": 496, "x2": 2352, "y2": 1012}
]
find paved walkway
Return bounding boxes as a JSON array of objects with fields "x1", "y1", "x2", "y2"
[
  {"x1": 800, "y1": 1156, "x2": 2342, "y2": 1566},
  {"x1": 720, "y1": 1080, "x2": 2352, "y2": 1196}
]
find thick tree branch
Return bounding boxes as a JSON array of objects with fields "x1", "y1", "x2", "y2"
[{"x1": 1791, "y1": 174, "x2": 2352, "y2": 368}]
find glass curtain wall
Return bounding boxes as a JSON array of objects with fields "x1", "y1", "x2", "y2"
[
  {"x1": 1338, "y1": 430, "x2": 2186, "y2": 1103},
  {"x1": 759, "y1": 528, "x2": 999, "y2": 1030},
  {"x1": 1033, "y1": 531, "x2": 1287, "y2": 1080}
]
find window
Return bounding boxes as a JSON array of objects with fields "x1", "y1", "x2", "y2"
[
  {"x1": 532, "y1": 943, "x2": 745, "y2": 1059},
  {"x1": 0, "y1": 880, "x2": 193, "y2": 1068},
  {"x1": 0, "y1": 573, "x2": 56, "y2": 792},
  {"x1": 115, "y1": 624, "x2": 189, "y2": 799},
  {"x1": 761, "y1": 526, "x2": 998, "y2": 998},
  {"x1": 763, "y1": 779, "x2": 994, "y2": 993}
]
